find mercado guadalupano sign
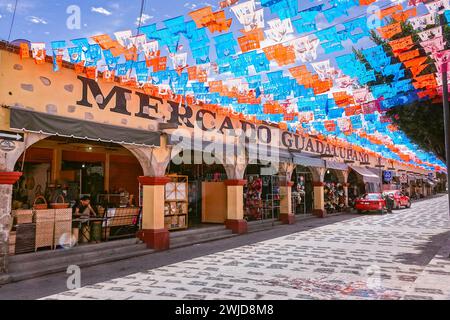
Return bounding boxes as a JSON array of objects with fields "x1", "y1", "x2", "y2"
[{"x1": 75, "y1": 76, "x2": 370, "y2": 163}]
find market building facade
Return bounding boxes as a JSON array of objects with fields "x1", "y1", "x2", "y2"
[{"x1": 0, "y1": 43, "x2": 436, "y2": 270}]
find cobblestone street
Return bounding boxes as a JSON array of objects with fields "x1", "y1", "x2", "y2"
[{"x1": 40, "y1": 196, "x2": 450, "y2": 300}]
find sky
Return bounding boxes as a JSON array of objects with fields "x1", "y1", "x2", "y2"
[{"x1": 0, "y1": 0, "x2": 220, "y2": 43}]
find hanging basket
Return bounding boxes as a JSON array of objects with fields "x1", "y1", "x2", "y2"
[
  {"x1": 50, "y1": 195, "x2": 70, "y2": 209},
  {"x1": 33, "y1": 196, "x2": 48, "y2": 210}
]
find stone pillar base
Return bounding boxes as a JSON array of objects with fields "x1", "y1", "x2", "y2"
[
  {"x1": 313, "y1": 209, "x2": 327, "y2": 218},
  {"x1": 225, "y1": 219, "x2": 247, "y2": 234},
  {"x1": 137, "y1": 229, "x2": 170, "y2": 251},
  {"x1": 279, "y1": 213, "x2": 295, "y2": 225}
]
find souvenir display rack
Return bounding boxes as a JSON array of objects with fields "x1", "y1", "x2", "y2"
[
  {"x1": 164, "y1": 175, "x2": 189, "y2": 230},
  {"x1": 244, "y1": 175, "x2": 263, "y2": 221}
]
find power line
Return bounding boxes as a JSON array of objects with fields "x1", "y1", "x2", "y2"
[
  {"x1": 7, "y1": 0, "x2": 19, "y2": 41},
  {"x1": 137, "y1": 0, "x2": 147, "y2": 35}
]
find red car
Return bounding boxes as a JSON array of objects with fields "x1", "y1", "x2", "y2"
[
  {"x1": 355, "y1": 193, "x2": 386, "y2": 214},
  {"x1": 383, "y1": 190, "x2": 411, "y2": 209}
]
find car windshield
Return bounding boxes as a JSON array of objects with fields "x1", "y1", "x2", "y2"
[{"x1": 363, "y1": 194, "x2": 381, "y2": 200}]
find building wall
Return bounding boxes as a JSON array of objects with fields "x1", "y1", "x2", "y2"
[{"x1": 109, "y1": 155, "x2": 143, "y2": 198}]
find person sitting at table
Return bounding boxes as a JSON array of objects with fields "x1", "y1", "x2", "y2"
[{"x1": 72, "y1": 195, "x2": 96, "y2": 218}]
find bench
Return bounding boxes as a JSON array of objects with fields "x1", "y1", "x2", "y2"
[{"x1": 102, "y1": 207, "x2": 141, "y2": 240}]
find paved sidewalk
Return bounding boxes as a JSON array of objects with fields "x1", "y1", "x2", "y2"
[{"x1": 38, "y1": 196, "x2": 450, "y2": 300}]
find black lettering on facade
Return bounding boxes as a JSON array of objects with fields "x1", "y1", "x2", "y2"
[
  {"x1": 77, "y1": 76, "x2": 131, "y2": 115},
  {"x1": 218, "y1": 116, "x2": 234, "y2": 134},
  {"x1": 134, "y1": 92, "x2": 161, "y2": 120},
  {"x1": 196, "y1": 109, "x2": 216, "y2": 131},
  {"x1": 305, "y1": 139, "x2": 314, "y2": 152},
  {"x1": 315, "y1": 140, "x2": 324, "y2": 154},
  {"x1": 240, "y1": 120, "x2": 257, "y2": 141},
  {"x1": 167, "y1": 100, "x2": 194, "y2": 128},
  {"x1": 281, "y1": 131, "x2": 293, "y2": 148},
  {"x1": 257, "y1": 126, "x2": 272, "y2": 144}
]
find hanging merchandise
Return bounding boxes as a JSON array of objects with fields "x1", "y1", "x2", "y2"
[
  {"x1": 425, "y1": 0, "x2": 450, "y2": 15},
  {"x1": 163, "y1": 16, "x2": 187, "y2": 36},
  {"x1": 291, "y1": 6, "x2": 321, "y2": 34},
  {"x1": 334, "y1": 76, "x2": 353, "y2": 89},
  {"x1": 291, "y1": 36, "x2": 320, "y2": 63},
  {"x1": 103, "y1": 49, "x2": 119, "y2": 71},
  {"x1": 264, "y1": 18, "x2": 294, "y2": 43},
  {"x1": 114, "y1": 30, "x2": 133, "y2": 48},
  {"x1": 392, "y1": 7, "x2": 417, "y2": 22},
  {"x1": 409, "y1": 13, "x2": 437, "y2": 30},
  {"x1": 51, "y1": 40, "x2": 66, "y2": 72},
  {"x1": 377, "y1": 4, "x2": 403, "y2": 19},
  {"x1": 91, "y1": 34, "x2": 116, "y2": 50},
  {"x1": 231, "y1": 0, "x2": 265, "y2": 31},
  {"x1": 171, "y1": 52, "x2": 188, "y2": 74},
  {"x1": 311, "y1": 60, "x2": 336, "y2": 81},
  {"x1": 389, "y1": 36, "x2": 414, "y2": 54},
  {"x1": 377, "y1": 22, "x2": 402, "y2": 39},
  {"x1": 67, "y1": 46, "x2": 83, "y2": 64},
  {"x1": 214, "y1": 33, "x2": 237, "y2": 59},
  {"x1": 418, "y1": 26, "x2": 443, "y2": 42},
  {"x1": 19, "y1": 43, "x2": 30, "y2": 59},
  {"x1": 352, "y1": 88, "x2": 371, "y2": 104},
  {"x1": 421, "y1": 36, "x2": 446, "y2": 54},
  {"x1": 31, "y1": 43, "x2": 46, "y2": 65},
  {"x1": 189, "y1": 6, "x2": 232, "y2": 33},
  {"x1": 71, "y1": 38, "x2": 90, "y2": 52}
]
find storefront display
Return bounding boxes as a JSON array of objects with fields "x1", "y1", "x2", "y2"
[
  {"x1": 324, "y1": 170, "x2": 345, "y2": 214},
  {"x1": 164, "y1": 175, "x2": 189, "y2": 230},
  {"x1": 244, "y1": 175, "x2": 263, "y2": 221},
  {"x1": 292, "y1": 166, "x2": 313, "y2": 215}
]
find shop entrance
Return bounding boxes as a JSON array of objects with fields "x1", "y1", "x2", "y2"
[
  {"x1": 323, "y1": 169, "x2": 345, "y2": 214},
  {"x1": 291, "y1": 166, "x2": 314, "y2": 215},
  {"x1": 166, "y1": 150, "x2": 228, "y2": 230},
  {"x1": 348, "y1": 170, "x2": 365, "y2": 208},
  {"x1": 10, "y1": 136, "x2": 144, "y2": 255},
  {"x1": 244, "y1": 163, "x2": 280, "y2": 221}
]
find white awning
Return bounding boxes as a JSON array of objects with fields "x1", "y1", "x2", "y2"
[{"x1": 350, "y1": 166, "x2": 381, "y2": 184}]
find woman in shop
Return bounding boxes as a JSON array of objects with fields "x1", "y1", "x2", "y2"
[{"x1": 72, "y1": 196, "x2": 97, "y2": 218}]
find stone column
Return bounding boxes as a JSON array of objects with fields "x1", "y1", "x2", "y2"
[
  {"x1": 343, "y1": 183, "x2": 350, "y2": 209},
  {"x1": 342, "y1": 171, "x2": 349, "y2": 211},
  {"x1": 224, "y1": 179, "x2": 248, "y2": 234},
  {"x1": 279, "y1": 181, "x2": 295, "y2": 224},
  {"x1": 313, "y1": 182, "x2": 326, "y2": 218},
  {"x1": 137, "y1": 176, "x2": 170, "y2": 251},
  {"x1": 278, "y1": 163, "x2": 295, "y2": 224},
  {"x1": 0, "y1": 172, "x2": 23, "y2": 273}
]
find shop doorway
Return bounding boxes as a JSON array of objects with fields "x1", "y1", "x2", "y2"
[
  {"x1": 323, "y1": 169, "x2": 345, "y2": 214},
  {"x1": 244, "y1": 163, "x2": 280, "y2": 221},
  {"x1": 348, "y1": 170, "x2": 365, "y2": 208},
  {"x1": 291, "y1": 166, "x2": 314, "y2": 215},
  {"x1": 10, "y1": 137, "x2": 145, "y2": 255},
  {"x1": 166, "y1": 150, "x2": 228, "y2": 229}
]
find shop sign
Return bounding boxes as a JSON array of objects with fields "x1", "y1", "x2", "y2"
[
  {"x1": 75, "y1": 76, "x2": 370, "y2": 163},
  {"x1": 0, "y1": 130, "x2": 23, "y2": 142},
  {"x1": 0, "y1": 140, "x2": 16, "y2": 152},
  {"x1": 383, "y1": 171, "x2": 393, "y2": 183}
]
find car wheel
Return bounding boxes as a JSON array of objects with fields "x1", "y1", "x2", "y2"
[
  {"x1": 357, "y1": 210, "x2": 363, "y2": 214},
  {"x1": 395, "y1": 201, "x2": 400, "y2": 210},
  {"x1": 406, "y1": 201, "x2": 411, "y2": 209}
]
